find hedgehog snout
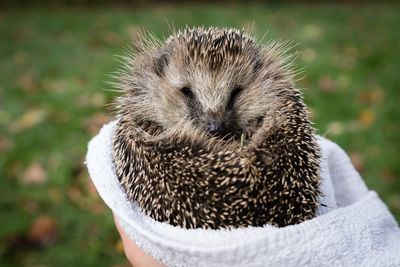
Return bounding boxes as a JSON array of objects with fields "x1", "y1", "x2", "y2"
[
  {"x1": 205, "y1": 119, "x2": 224, "y2": 135},
  {"x1": 203, "y1": 114, "x2": 241, "y2": 140}
]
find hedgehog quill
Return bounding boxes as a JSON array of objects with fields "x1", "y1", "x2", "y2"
[{"x1": 111, "y1": 27, "x2": 321, "y2": 229}]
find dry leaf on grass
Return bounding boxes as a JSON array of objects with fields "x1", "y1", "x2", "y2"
[
  {"x1": 116, "y1": 239, "x2": 125, "y2": 254},
  {"x1": 28, "y1": 215, "x2": 58, "y2": 247},
  {"x1": 18, "y1": 71, "x2": 38, "y2": 93},
  {"x1": 22, "y1": 162, "x2": 47, "y2": 185},
  {"x1": 301, "y1": 48, "x2": 317, "y2": 63},
  {"x1": 349, "y1": 151, "x2": 365, "y2": 174},
  {"x1": 358, "y1": 109, "x2": 376, "y2": 127},
  {"x1": 86, "y1": 180, "x2": 99, "y2": 197},
  {"x1": 89, "y1": 202, "x2": 106, "y2": 214},
  {"x1": 327, "y1": 121, "x2": 344, "y2": 136},
  {"x1": 381, "y1": 170, "x2": 395, "y2": 184},
  {"x1": 85, "y1": 112, "x2": 111, "y2": 135},
  {"x1": 302, "y1": 24, "x2": 321, "y2": 40},
  {"x1": 68, "y1": 185, "x2": 83, "y2": 205},
  {"x1": 48, "y1": 188, "x2": 63, "y2": 204},
  {"x1": 318, "y1": 75, "x2": 335, "y2": 92},
  {"x1": 357, "y1": 88, "x2": 384, "y2": 104},
  {"x1": 20, "y1": 199, "x2": 39, "y2": 214},
  {"x1": 42, "y1": 79, "x2": 67, "y2": 92},
  {"x1": 103, "y1": 30, "x2": 123, "y2": 45},
  {"x1": 91, "y1": 93, "x2": 106, "y2": 107},
  {"x1": 0, "y1": 135, "x2": 12, "y2": 151},
  {"x1": 10, "y1": 109, "x2": 47, "y2": 133},
  {"x1": 76, "y1": 93, "x2": 106, "y2": 108}
]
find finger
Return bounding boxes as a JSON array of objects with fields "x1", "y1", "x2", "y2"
[{"x1": 113, "y1": 214, "x2": 165, "y2": 267}]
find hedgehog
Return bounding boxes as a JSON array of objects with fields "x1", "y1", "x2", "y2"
[{"x1": 111, "y1": 26, "x2": 321, "y2": 229}]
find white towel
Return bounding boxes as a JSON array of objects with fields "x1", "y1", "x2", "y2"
[{"x1": 86, "y1": 121, "x2": 400, "y2": 267}]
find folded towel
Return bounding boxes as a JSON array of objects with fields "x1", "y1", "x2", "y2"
[{"x1": 86, "y1": 121, "x2": 400, "y2": 267}]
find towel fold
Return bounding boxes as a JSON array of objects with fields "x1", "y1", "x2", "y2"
[{"x1": 86, "y1": 121, "x2": 400, "y2": 267}]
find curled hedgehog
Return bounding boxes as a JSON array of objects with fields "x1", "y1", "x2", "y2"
[{"x1": 111, "y1": 26, "x2": 321, "y2": 229}]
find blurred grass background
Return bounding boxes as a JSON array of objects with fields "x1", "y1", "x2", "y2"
[{"x1": 1, "y1": 2, "x2": 399, "y2": 266}]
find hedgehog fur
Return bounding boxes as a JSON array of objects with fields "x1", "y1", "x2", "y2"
[{"x1": 111, "y1": 26, "x2": 321, "y2": 229}]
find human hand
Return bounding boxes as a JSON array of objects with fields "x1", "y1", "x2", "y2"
[{"x1": 113, "y1": 214, "x2": 165, "y2": 267}]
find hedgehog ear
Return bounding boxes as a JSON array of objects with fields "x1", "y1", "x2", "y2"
[{"x1": 154, "y1": 53, "x2": 169, "y2": 77}]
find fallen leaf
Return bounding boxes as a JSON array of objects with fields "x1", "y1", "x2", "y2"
[
  {"x1": 10, "y1": 109, "x2": 47, "y2": 132},
  {"x1": 48, "y1": 188, "x2": 63, "y2": 204},
  {"x1": 76, "y1": 93, "x2": 106, "y2": 108},
  {"x1": 84, "y1": 112, "x2": 111, "y2": 135},
  {"x1": 28, "y1": 215, "x2": 58, "y2": 247},
  {"x1": 318, "y1": 75, "x2": 335, "y2": 92},
  {"x1": 301, "y1": 48, "x2": 317, "y2": 63},
  {"x1": 68, "y1": 185, "x2": 83, "y2": 204},
  {"x1": 116, "y1": 239, "x2": 125, "y2": 254},
  {"x1": 381, "y1": 170, "x2": 395, "y2": 184},
  {"x1": 357, "y1": 87, "x2": 384, "y2": 104},
  {"x1": 86, "y1": 180, "x2": 98, "y2": 197},
  {"x1": 302, "y1": 24, "x2": 321, "y2": 40},
  {"x1": 89, "y1": 202, "x2": 106, "y2": 214},
  {"x1": 43, "y1": 79, "x2": 67, "y2": 92},
  {"x1": 0, "y1": 135, "x2": 12, "y2": 151},
  {"x1": 358, "y1": 109, "x2": 376, "y2": 127},
  {"x1": 327, "y1": 121, "x2": 344, "y2": 136},
  {"x1": 76, "y1": 94, "x2": 92, "y2": 107},
  {"x1": 91, "y1": 93, "x2": 106, "y2": 107},
  {"x1": 349, "y1": 151, "x2": 364, "y2": 173},
  {"x1": 20, "y1": 199, "x2": 39, "y2": 214},
  {"x1": 18, "y1": 71, "x2": 38, "y2": 93},
  {"x1": 22, "y1": 162, "x2": 46, "y2": 185},
  {"x1": 103, "y1": 30, "x2": 123, "y2": 45}
]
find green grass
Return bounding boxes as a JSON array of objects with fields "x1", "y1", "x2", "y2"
[{"x1": 1, "y1": 3, "x2": 399, "y2": 266}]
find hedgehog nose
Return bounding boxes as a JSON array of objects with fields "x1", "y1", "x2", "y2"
[{"x1": 206, "y1": 120, "x2": 224, "y2": 135}]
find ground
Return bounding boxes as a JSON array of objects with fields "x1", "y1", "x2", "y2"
[{"x1": 1, "y1": 3, "x2": 399, "y2": 266}]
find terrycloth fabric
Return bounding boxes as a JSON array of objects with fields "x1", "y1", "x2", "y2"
[{"x1": 86, "y1": 121, "x2": 400, "y2": 267}]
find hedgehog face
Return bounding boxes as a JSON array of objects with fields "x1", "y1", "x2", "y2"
[
  {"x1": 153, "y1": 50, "x2": 259, "y2": 140},
  {"x1": 117, "y1": 27, "x2": 294, "y2": 142}
]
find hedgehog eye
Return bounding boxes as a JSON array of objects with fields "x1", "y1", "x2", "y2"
[
  {"x1": 180, "y1": 87, "x2": 194, "y2": 99},
  {"x1": 226, "y1": 86, "x2": 243, "y2": 110}
]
